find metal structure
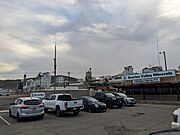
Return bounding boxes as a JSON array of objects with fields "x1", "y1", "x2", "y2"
[
  {"x1": 155, "y1": 36, "x2": 160, "y2": 66},
  {"x1": 163, "y1": 51, "x2": 168, "y2": 71},
  {"x1": 159, "y1": 51, "x2": 168, "y2": 71},
  {"x1": 54, "y1": 41, "x2": 57, "y2": 93}
]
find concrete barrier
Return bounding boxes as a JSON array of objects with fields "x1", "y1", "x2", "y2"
[
  {"x1": 137, "y1": 100, "x2": 180, "y2": 105},
  {"x1": 30, "y1": 89, "x2": 89, "y2": 98}
]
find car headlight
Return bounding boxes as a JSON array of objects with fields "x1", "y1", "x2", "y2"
[{"x1": 95, "y1": 104, "x2": 99, "y2": 107}]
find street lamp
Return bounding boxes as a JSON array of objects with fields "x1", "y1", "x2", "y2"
[
  {"x1": 159, "y1": 51, "x2": 168, "y2": 71},
  {"x1": 68, "y1": 72, "x2": 70, "y2": 85}
]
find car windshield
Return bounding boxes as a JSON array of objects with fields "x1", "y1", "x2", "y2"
[
  {"x1": 117, "y1": 93, "x2": 127, "y2": 98},
  {"x1": 86, "y1": 97, "x2": 98, "y2": 102},
  {"x1": 24, "y1": 99, "x2": 41, "y2": 105},
  {"x1": 58, "y1": 95, "x2": 72, "y2": 101},
  {"x1": 105, "y1": 93, "x2": 116, "y2": 97}
]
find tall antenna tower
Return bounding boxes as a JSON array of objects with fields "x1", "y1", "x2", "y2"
[{"x1": 155, "y1": 35, "x2": 160, "y2": 66}]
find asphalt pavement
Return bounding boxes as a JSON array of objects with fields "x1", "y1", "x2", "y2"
[
  {"x1": 0, "y1": 104, "x2": 178, "y2": 135},
  {"x1": 0, "y1": 95, "x2": 179, "y2": 135}
]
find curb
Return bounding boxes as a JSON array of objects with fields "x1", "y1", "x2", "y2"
[{"x1": 137, "y1": 100, "x2": 180, "y2": 105}]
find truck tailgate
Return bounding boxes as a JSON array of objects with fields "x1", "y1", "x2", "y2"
[{"x1": 67, "y1": 99, "x2": 83, "y2": 108}]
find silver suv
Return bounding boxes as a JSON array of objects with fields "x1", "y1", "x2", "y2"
[{"x1": 9, "y1": 97, "x2": 44, "y2": 121}]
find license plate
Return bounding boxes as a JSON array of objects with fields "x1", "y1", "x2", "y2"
[
  {"x1": 29, "y1": 109, "x2": 36, "y2": 113},
  {"x1": 73, "y1": 108, "x2": 77, "y2": 110},
  {"x1": 29, "y1": 106, "x2": 37, "y2": 109}
]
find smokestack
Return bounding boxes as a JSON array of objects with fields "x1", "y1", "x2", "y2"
[{"x1": 24, "y1": 74, "x2": 26, "y2": 82}]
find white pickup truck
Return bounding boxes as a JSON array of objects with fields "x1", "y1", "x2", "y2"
[{"x1": 42, "y1": 93, "x2": 83, "y2": 116}]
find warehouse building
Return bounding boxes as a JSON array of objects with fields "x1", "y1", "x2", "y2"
[{"x1": 119, "y1": 67, "x2": 180, "y2": 101}]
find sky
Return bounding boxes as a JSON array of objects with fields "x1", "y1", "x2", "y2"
[{"x1": 0, "y1": 0, "x2": 180, "y2": 80}]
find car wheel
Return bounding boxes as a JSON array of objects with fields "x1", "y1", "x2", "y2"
[
  {"x1": 107, "y1": 102, "x2": 113, "y2": 108},
  {"x1": 39, "y1": 114, "x2": 44, "y2": 119},
  {"x1": 56, "y1": 106, "x2": 62, "y2": 117},
  {"x1": 88, "y1": 107, "x2": 95, "y2": 113},
  {"x1": 9, "y1": 109, "x2": 12, "y2": 117},
  {"x1": 16, "y1": 112, "x2": 21, "y2": 122},
  {"x1": 118, "y1": 104, "x2": 122, "y2": 108},
  {"x1": 73, "y1": 110, "x2": 80, "y2": 115},
  {"x1": 44, "y1": 108, "x2": 48, "y2": 113}
]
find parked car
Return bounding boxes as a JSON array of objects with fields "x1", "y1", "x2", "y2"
[
  {"x1": 171, "y1": 108, "x2": 180, "y2": 128},
  {"x1": 113, "y1": 92, "x2": 136, "y2": 106},
  {"x1": 149, "y1": 128, "x2": 180, "y2": 135},
  {"x1": 0, "y1": 91, "x2": 10, "y2": 96},
  {"x1": 9, "y1": 97, "x2": 44, "y2": 121},
  {"x1": 42, "y1": 93, "x2": 83, "y2": 116},
  {"x1": 79, "y1": 96, "x2": 107, "y2": 113},
  {"x1": 93, "y1": 92, "x2": 123, "y2": 108}
]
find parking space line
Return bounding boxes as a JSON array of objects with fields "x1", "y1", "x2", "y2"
[
  {"x1": 0, "y1": 116, "x2": 11, "y2": 125},
  {"x1": 45, "y1": 114, "x2": 56, "y2": 119},
  {"x1": 0, "y1": 110, "x2": 8, "y2": 113}
]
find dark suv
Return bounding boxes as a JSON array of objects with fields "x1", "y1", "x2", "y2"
[{"x1": 93, "y1": 92, "x2": 123, "y2": 108}]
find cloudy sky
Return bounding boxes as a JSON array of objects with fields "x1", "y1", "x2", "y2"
[{"x1": 0, "y1": 0, "x2": 180, "y2": 80}]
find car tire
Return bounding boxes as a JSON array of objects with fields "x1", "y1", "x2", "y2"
[
  {"x1": 17, "y1": 112, "x2": 21, "y2": 122},
  {"x1": 44, "y1": 108, "x2": 48, "y2": 113},
  {"x1": 118, "y1": 104, "x2": 122, "y2": 108},
  {"x1": 73, "y1": 110, "x2": 80, "y2": 115},
  {"x1": 56, "y1": 106, "x2": 62, "y2": 117},
  {"x1": 9, "y1": 109, "x2": 12, "y2": 117},
  {"x1": 88, "y1": 107, "x2": 95, "y2": 113},
  {"x1": 39, "y1": 114, "x2": 44, "y2": 119},
  {"x1": 107, "y1": 102, "x2": 113, "y2": 108}
]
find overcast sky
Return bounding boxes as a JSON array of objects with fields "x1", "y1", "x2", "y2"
[{"x1": 0, "y1": 0, "x2": 180, "y2": 80}]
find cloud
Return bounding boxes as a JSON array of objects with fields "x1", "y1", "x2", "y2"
[
  {"x1": 159, "y1": 0, "x2": 180, "y2": 18},
  {"x1": 0, "y1": 62, "x2": 18, "y2": 73},
  {"x1": 0, "y1": 0, "x2": 180, "y2": 79},
  {"x1": 36, "y1": 14, "x2": 69, "y2": 26}
]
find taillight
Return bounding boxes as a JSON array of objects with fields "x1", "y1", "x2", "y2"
[
  {"x1": 20, "y1": 105, "x2": 29, "y2": 109},
  {"x1": 64, "y1": 102, "x2": 68, "y2": 108},
  {"x1": 39, "y1": 103, "x2": 44, "y2": 107}
]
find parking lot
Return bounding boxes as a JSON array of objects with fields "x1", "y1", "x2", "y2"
[{"x1": 0, "y1": 100, "x2": 178, "y2": 135}]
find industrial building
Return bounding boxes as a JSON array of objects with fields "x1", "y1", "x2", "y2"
[{"x1": 91, "y1": 66, "x2": 180, "y2": 101}]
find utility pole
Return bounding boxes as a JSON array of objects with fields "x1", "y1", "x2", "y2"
[
  {"x1": 68, "y1": 72, "x2": 70, "y2": 85},
  {"x1": 54, "y1": 38, "x2": 57, "y2": 93}
]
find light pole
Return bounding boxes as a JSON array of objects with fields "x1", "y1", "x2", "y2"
[
  {"x1": 159, "y1": 51, "x2": 168, "y2": 71},
  {"x1": 53, "y1": 38, "x2": 57, "y2": 93},
  {"x1": 68, "y1": 72, "x2": 70, "y2": 85}
]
